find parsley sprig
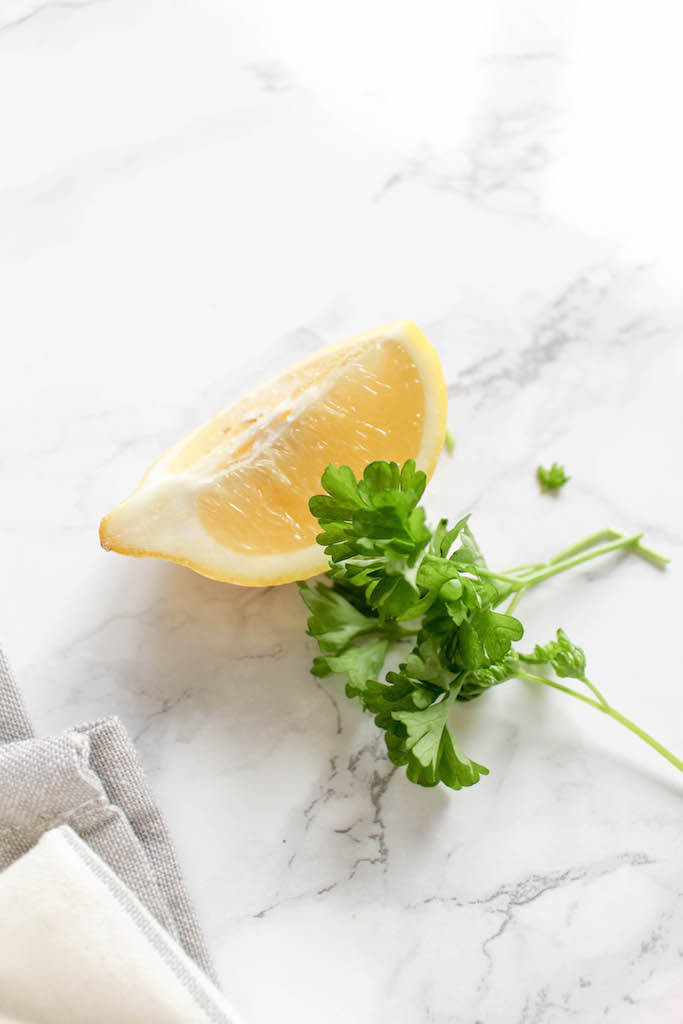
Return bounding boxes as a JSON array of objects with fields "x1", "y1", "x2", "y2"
[{"x1": 299, "y1": 459, "x2": 680, "y2": 791}]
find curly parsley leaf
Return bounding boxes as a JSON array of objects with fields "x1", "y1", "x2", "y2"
[
  {"x1": 457, "y1": 652, "x2": 521, "y2": 702},
  {"x1": 519, "y1": 628, "x2": 587, "y2": 681},
  {"x1": 311, "y1": 460, "x2": 431, "y2": 621},
  {"x1": 401, "y1": 636, "x2": 458, "y2": 691},
  {"x1": 537, "y1": 462, "x2": 570, "y2": 492},
  {"x1": 470, "y1": 610, "x2": 524, "y2": 662},
  {"x1": 347, "y1": 671, "x2": 433, "y2": 716},
  {"x1": 298, "y1": 580, "x2": 377, "y2": 653},
  {"x1": 453, "y1": 609, "x2": 522, "y2": 670},
  {"x1": 311, "y1": 638, "x2": 390, "y2": 691},
  {"x1": 390, "y1": 691, "x2": 488, "y2": 788}
]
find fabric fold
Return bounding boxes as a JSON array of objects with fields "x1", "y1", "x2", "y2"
[{"x1": 0, "y1": 646, "x2": 33, "y2": 743}]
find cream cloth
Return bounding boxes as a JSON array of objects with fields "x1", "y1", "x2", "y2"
[{"x1": 0, "y1": 826, "x2": 241, "y2": 1024}]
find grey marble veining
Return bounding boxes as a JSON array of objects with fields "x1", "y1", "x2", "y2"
[{"x1": 1, "y1": 1, "x2": 682, "y2": 1022}]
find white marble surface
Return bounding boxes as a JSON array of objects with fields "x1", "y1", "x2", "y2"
[{"x1": 2, "y1": 1, "x2": 683, "y2": 1021}]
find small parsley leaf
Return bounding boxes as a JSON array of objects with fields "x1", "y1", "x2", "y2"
[
  {"x1": 457, "y1": 652, "x2": 521, "y2": 702},
  {"x1": 391, "y1": 692, "x2": 488, "y2": 788},
  {"x1": 470, "y1": 610, "x2": 524, "y2": 662},
  {"x1": 402, "y1": 636, "x2": 458, "y2": 691},
  {"x1": 311, "y1": 638, "x2": 390, "y2": 691},
  {"x1": 519, "y1": 628, "x2": 587, "y2": 681},
  {"x1": 309, "y1": 465, "x2": 366, "y2": 522},
  {"x1": 298, "y1": 580, "x2": 376, "y2": 653},
  {"x1": 537, "y1": 462, "x2": 570, "y2": 492}
]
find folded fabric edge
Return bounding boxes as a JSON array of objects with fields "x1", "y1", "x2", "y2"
[
  {"x1": 0, "y1": 645, "x2": 33, "y2": 744},
  {"x1": 74, "y1": 715, "x2": 218, "y2": 981},
  {"x1": 50, "y1": 826, "x2": 243, "y2": 1024}
]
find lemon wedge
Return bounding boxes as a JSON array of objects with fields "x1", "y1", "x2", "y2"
[{"x1": 100, "y1": 321, "x2": 447, "y2": 585}]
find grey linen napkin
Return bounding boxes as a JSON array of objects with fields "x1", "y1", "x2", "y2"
[
  {"x1": 0, "y1": 647, "x2": 32, "y2": 743},
  {"x1": 0, "y1": 643, "x2": 216, "y2": 982}
]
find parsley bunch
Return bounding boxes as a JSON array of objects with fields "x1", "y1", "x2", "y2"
[{"x1": 299, "y1": 460, "x2": 681, "y2": 791}]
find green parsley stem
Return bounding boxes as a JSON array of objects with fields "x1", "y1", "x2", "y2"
[
  {"x1": 605, "y1": 530, "x2": 670, "y2": 569},
  {"x1": 521, "y1": 532, "x2": 644, "y2": 588},
  {"x1": 602, "y1": 707, "x2": 683, "y2": 773},
  {"x1": 367, "y1": 626, "x2": 419, "y2": 639},
  {"x1": 503, "y1": 530, "x2": 668, "y2": 590},
  {"x1": 518, "y1": 670, "x2": 599, "y2": 707},
  {"x1": 546, "y1": 529, "x2": 616, "y2": 564},
  {"x1": 548, "y1": 528, "x2": 669, "y2": 569},
  {"x1": 505, "y1": 588, "x2": 525, "y2": 614},
  {"x1": 573, "y1": 675, "x2": 610, "y2": 708},
  {"x1": 503, "y1": 533, "x2": 644, "y2": 610},
  {"x1": 581, "y1": 676, "x2": 609, "y2": 708},
  {"x1": 518, "y1": 671, "x2": 683, "y2": 773},
  {"x1": 502, "y1": 561, "x2": 546, "y2": 575},
  {"x1": 503, "y1": 529, "x2": 669, "y2": 614},
  {"x1": 469, "y1": 567, "x2": 527, "y2": 585}
]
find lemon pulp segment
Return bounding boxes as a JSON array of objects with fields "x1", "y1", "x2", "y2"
[{"x1": 196, "y1": 340, "x2": 424, "y2": 554}]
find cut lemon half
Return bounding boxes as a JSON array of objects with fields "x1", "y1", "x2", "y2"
[{"x1": 99, "y1": 321, "x2": 447, "y2": 586}]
